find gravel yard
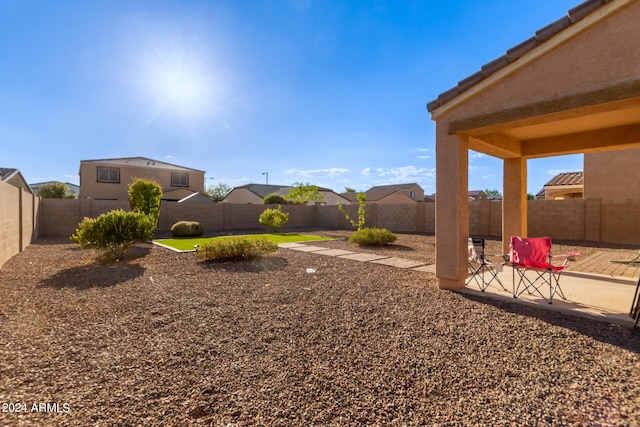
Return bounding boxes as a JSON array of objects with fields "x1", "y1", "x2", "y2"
[{"x1": 1, "y1": 232, "x2": 639, "y2": 426}]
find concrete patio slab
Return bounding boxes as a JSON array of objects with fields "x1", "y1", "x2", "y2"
[
  {"x1": 310, "y1": 249, "x2": 357, "y2": 257},
  {"x1": 371, "y1": 257, "x2": 426, "y2": 269},
  {"x1": 278, "y1": 242, "x2": 308, "y2": 248},
  {"x1": 286, "y1": 245, "x2": 331, "y2": 253},
  {"x1": 338, "y1": 253, "x2": 390, "y2": 262},
  {"x1": 461, "y1": 268, "x2": 638, "y2": 327},
  {"x1": 413, "y1": 264, "x2": 436, "y2": 273}
]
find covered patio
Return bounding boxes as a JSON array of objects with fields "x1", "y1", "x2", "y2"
[{"x1": 427, "y1": 0, "x2": 640, "y2": 291}]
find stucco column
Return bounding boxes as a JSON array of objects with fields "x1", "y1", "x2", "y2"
[
  {"x1": 502, "y1": 157, "x2": 527, "y2": 254},
  {"x1": 435, "y1": 130, "x2": 469, "y2": 290}
]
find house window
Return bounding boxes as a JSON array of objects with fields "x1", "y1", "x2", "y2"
[
  {"x1": 171, "y1": 172, "x2": 189, "y2": 187},
  {"x1": 97, "y1": 167, "x2": 120, "y2": 183},
  {"x1": 410, "y1": 191, "x2": 415, "y2": 199}
]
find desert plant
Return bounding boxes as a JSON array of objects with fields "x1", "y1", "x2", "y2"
[
  {"x1": 348, "y1": 227, "x2": 397, "y2": 246},
  {"x1": 263, "y1": 193, "x2": 287, "y2": 205},
  {"x1": 337, "y1": 191, "x2": 366, "y2": 231},
  {"x1": 70, "y1": 209, "x2": 154, "y2": 260},
  {"x1": 35, "y1": 182, "x2": 75, "y2": 199},
  {"x1": 128, "y1": 178, "x2": 163, "y2": 228},
  {"x1": 196, "y1": 236, "x2": 277, "y2": 261},
  {"x1": 259, "y1": 205, "x2": 289, "y2": 232},
  {"x1": 171, "y1": 221, "x2": 205, "y2": 237}
]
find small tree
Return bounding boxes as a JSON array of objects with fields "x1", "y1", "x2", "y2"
[
  {"x1": 286, "y1": 182, "x2": 324, "y2": 205},
  {"x1": 128, "y1": 178, "x2": 162, "y2": 228},
  {"x1": 206, "y1": 183, "x2": 232, "y2": 202},
  {"x1": 337, "y1": 192, "x2": 366, "y2": 231},
  {"x1": 259, "y1": 205, "x2": 289, "y2": 232},
  {"x1": 344, "y1": 187, "x2": 356, "y2": 193},
  {"x1": 36, "y1": 182, "x2": 75, "y2": 199},
  {"x1": 485, "y1": 188, "x2": 502, "y2": 198}
]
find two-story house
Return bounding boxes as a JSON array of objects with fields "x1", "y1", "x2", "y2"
[{"x1": 78, "y1": 157, "x2": 205, "y2": 201}]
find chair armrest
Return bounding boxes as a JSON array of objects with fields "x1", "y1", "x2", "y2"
[{"x1": 550, "y1": 251, "x2": 582, "y2": 267}]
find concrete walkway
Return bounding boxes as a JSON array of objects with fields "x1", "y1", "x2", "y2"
[{"x1": 279, "y1": 242, "x2": 639, "y2": 329}]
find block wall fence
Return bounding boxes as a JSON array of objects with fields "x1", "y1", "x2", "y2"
[
  {"x1": 0, "y1": 181, "x2": 40, "y2": 268},
  {"x1": 3, "y1": 191, "x2": 640, "y2": 267}
]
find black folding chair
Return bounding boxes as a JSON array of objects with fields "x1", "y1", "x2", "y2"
[{"x1": 467, "y1": 238, "x2": 507, "y2": 292}]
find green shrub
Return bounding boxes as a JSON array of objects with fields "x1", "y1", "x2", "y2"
[
  {"x1": 263, "y1": 193, "x2": 287, "y2": 204},
  {"x1": 348, "y1": 227, "x2": 397, "y2": 246},
  {"x1": 70, "y1": 209, "x2": 154, "y2": 260},
  {"x1": 259, "y1": 205, "x2": 289, "y2": 232},
  {"x1": 171, "y1": 221, "x2": 205, "y2": 237},
  {"x1": 128, "y1": 178, "x2": 162, "y2": 228},
  {"x1": 196, "y1": 237, "x2": 277, "y2": 261}
]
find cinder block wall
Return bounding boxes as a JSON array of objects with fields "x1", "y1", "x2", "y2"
[
  {"x1": 600, "y1": 198, "x2": 640, "y2": 245},
  {"x1": 529, "y1": 199, "x2": 586, "y2": 241},
  {"x1": 23, "y1": 197, "x2": 640, "y2": 246},
  {"x1": 0, "y1": 182, "x2": 39, "y2": 268},
  {"x1": 40, "y1": 199, "x2": 81, "y2": 238},
  {"x1": 0, "y1": 182, "x2": 20, "y2": 267}
]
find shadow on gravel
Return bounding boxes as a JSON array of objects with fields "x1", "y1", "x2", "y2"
[
  {"x1": 199, "y1": 256, "x2": 288, "y2": 273},
  {"x1": 461, "y1": 293, "x2": 640, "y2": 354},
  {"x1": 39, "y1": 261, "x2": 145, "y2": 290}
]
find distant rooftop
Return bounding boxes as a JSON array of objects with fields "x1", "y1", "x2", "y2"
[
  {"x1": 80, "y1": 157, "x2": 205, "y2": 173},
  {"x1": 544, "y1": 171, "x2": 584, "y2": 187}
]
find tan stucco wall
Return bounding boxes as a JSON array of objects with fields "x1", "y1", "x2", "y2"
[
  {"x1": 79, "y1": 162, "x2": 205, "y2": 201},
  {"x1": 585, "y1": 147, "x2": 640, "y2": 199},
  {"x1": 436, "y1": 1, "x2": 640, "y2": 126}
]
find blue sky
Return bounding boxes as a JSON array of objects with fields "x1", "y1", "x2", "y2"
[{"x1": 1, "y1": 0, "x2": 584, "y2": 195}]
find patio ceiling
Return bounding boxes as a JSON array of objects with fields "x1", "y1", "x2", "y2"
[{"x1": 452, "y1": 87, "x2": 640, "y2": 160}]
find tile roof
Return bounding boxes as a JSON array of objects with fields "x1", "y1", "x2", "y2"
[
  {"x1": 426, "y1": 0, "x2": 612, "y2": 112},
  {"x1": 543, "y1": 171, "x2": 584, "y2": 187},
  {"x1": 365, "y1": 183, "x2": 421, "y2": 201},
  {"x1": 0, "y1": 168, "x2": 18, "y2": 182},
  {"x1": 80, "y1": 157, "x2": 205, "y2": 173}
]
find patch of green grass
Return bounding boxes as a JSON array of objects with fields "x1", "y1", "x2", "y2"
[{"x1": 154, "y1": 233, "x2": 334, "y2": 252}]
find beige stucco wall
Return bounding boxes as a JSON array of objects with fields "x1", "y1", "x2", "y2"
[
  {"x1": 79, "y1": 162, "x2": 205, "y2": 201},
  {"x1": 437, "y1": 1, "x2": 640, "y2": 126},
  {"x1": 585, "y1": 147, "x2": 640, "y2": 199}
]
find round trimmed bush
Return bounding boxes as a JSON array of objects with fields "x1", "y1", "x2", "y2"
[
  {"x1": 263, "y1": 193, "x2": 287, "y2": 204},
  {"x1": 171, "y1": 221, "x2": 205, "y2": 237},
  {"x1": 348, "y1": 227, "x2": 397, "y2": 246}
]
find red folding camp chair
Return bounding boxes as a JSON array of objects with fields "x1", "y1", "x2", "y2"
[{"x1": 509, "y1": 236, "x2": 581, "y2": 304}]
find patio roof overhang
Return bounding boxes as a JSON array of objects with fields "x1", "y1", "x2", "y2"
[{"x1": 427, "y1": 0, "x2": 640, "y2": 290}]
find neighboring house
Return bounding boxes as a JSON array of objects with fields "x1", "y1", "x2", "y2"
[
  {"x1": 364, "y1": 183, "x2": 424, "y2": 204},
  {"x1": 163, "y1": 188, "x2": 214, "y2": 203},
  {"x1": 0, "y1": 168, "x2": 33, "y2": 194},
  {"x1": 223, "y1": 183, "x2": 350, "y2": 205},
  {"x1": 78, "y1": 157, "x2": 205, "y2": 201},
  {"x1": 339, "y1": 192, "x2": 361, "y2": 204},
  {"x1": 30, "y1": 181, "x2": 79, "y2": 198},
  {"x1": 536, "y1": 171, "x2": 584, "y2": 200},
  {"x1": 468, "y1": 190, "x2": 487, "y2": 201}
]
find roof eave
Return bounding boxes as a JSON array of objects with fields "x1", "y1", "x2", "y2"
[{"x1": 427, "y1": 0, "x2": 629, "y2": 120}]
